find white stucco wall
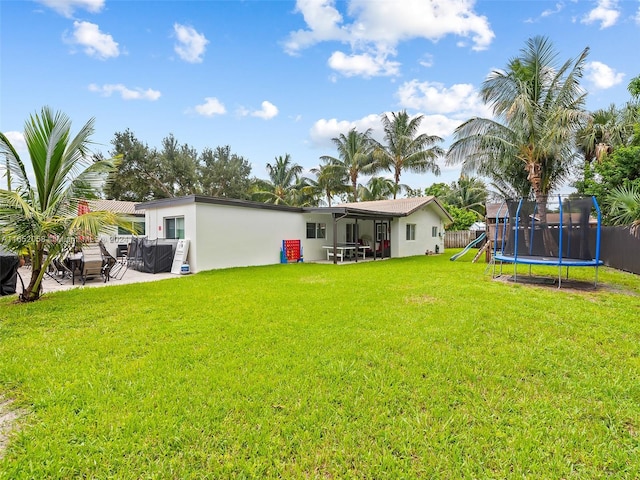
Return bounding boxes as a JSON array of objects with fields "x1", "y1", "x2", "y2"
[
  {"x1": 393, "y1": 207, "x2": 445, "y2": 257},
  {"x1": 193, "y1": 203, "x2": 306, "y2": 272}
]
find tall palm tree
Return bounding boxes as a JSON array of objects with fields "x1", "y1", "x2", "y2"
[
  {"x1": 320, "y1": 128, "x2": 376, "y2": 202},
  {"x1": 447, "y1": 36, "x2": 590, "y2": 221},
  {"x1": 306, "y1": 161, "x2": 349, "y2": 206},
  {"x1": 374, "y1": 111, "x2": 444, "y2": 199},
  {"x1": 357, "y1": 176, "x2": 398, "y2": 201},
  {"x1": 445, "y1": 175, "x2": 488, "y2": 217},
  {"x1": 0, "y1": 107, "x2": 121, "y2": 301},
  {"x1": 252, "y1": 154, "x2": 305, "y2": 206}
]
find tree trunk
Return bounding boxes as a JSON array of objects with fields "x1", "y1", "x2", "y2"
[
  {"x1": 21, "y1": 246, "x2": 45, "y2": 302},
  {"x1": 526, "y1": 161, "x2": 556, "y2": 256}
]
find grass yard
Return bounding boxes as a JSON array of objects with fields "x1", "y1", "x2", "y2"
[{"x1": 1, "y1": 252, "x2": 639, "y2": 478}]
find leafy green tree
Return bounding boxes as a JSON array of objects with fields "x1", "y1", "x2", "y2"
[
  {"x1": 374, "y1": 111, "x2": 444, "y2": 199},
  {"x1": 629, "y1": 75, "x2": 640, "y2": 99},
  {"x1": 447, "y1": 36, "x2": 589, "y2": 221},
  {"x1": 425, "y1": 182, "x2": 453, "y2": 199},
  {"x1": 578, "y1": 145, "x2": 640, "y2": 218},
  {"x1": 199, "y1": 146, "x2": 252, "y2": 199},
  {"x1": 105, "y1": 130, "x2": 169, "y2": 201},
  {"x1": 443, "y1": 204, "x2": 478, "y2": 231},
  {"x1": 158, "y1": 134, "x2": 199, "y2": 197},
  {"x1": 0, "y1": 107, "x2": 121, "y2": 302},
  {"x1": 320, "y1": 128, "x2": 376, "y2": 202},
  {"x1": 252, "y1": 154, "x2": 306, "y2": 206}
]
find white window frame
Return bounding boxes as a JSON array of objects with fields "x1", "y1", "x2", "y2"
[
  {"x1": 406, "y1": 224, "x2": 416, "y2": 241},
  {"x1": 165, "y1": 216, "x2": 185, "y2": 239}
]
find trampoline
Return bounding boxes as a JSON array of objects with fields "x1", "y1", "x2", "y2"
[{"x1": 492, "y1": 196, "x2": 603, "y2": 287}]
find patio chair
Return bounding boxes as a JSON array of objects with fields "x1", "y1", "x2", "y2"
[
  {"x1": 80, "y1": 243, "x2": 105, "y2": 285},
  {"x1": 98, "y1": 241, "x2": 122, "y2": 281}
]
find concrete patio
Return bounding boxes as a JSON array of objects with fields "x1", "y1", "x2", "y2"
[{"x1": 14, "y1": 264, "x2": 180, "y2": 296}]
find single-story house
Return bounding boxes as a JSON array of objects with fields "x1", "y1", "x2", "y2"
[{"x1": 136, "y1": 195, "x2": 452, "y2": 273}]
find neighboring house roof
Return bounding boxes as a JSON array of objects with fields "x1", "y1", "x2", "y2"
[{"x1": 87, "y1": 199, "x2": 145, "y2": 215}]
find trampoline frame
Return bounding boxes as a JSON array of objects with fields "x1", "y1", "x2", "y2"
[{"x1": 492, "y1": 196, "x2": 603, "y2": 287}]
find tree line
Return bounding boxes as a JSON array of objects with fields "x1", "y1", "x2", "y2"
[{"x1": 103, "y1": 110, "x2": 444, "y2": 207}]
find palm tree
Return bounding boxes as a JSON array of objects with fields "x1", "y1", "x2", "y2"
[
  {"x1": 0, "y1": 107, "x2": 121, "y2": 302},
  {"x1": 447, "y1": 36, "x2": 590, "y2": 222},
  {"x1": 445, "y1": 175, "x2": 488, "y2": 217},
  {"x1": 374, "y1": 111, "x2": 444, "y2": 199},
  {"x1": 306, "y1": 161, "x2": 349, "y2": 206},
  {"x1": 357, "y1": 176, "x2": 398, "y2": 201},
  {"x1": 320, "y1": 128, "x2": 376, "y2": 202},
  {"x1": 606, "y1": 184, "x2": 640, "y2": 234},
  {"x1": 252, "y1": 154, "x2": 305, "y2": 206}
]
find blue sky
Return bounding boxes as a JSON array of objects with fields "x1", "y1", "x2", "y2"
[{"x1": 1, "y1": 0, "x2": 639, "y2": 195}]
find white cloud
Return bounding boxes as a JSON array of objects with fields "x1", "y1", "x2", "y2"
[
  {"x1": 36, "y1": 0, "x2": 104, "y2": 18},
  {"x1": 396, "y1": 80, "x2": 492, "y2": 118},
  {"x1": 582, "y1": 0, "x2": 620, "y2": 29},
  {"x1": 194, "y1": 97, "x2": 226, "y2": 117},
  {"x1": 309, "y1": 114, "x2": 379, "y2": 148},
  {"x1": 251, "y1": 101, "x2": 279, "y2": 120},
  {"x1": 284, "y1": 0, "x2": 349, "y2": 54},
  {"x1": 419, "y1": 54, "x2": 434, "y2": 68},
  {"x1": 88, "y1": 83, "x2": 161, "y2": 100},
  {"x1": 3, "y1": 131, "x2": 27, "y2": 154},
  {"x1": 285, "y1": 0, "x2": 493, "y2": 79},
  {"x1": 69, "y1": 21, "x2": 119, "y2": 59},
  {"x1": 584, "y1": 61, "x2": 625, "y2": 89},
  {"x1": 1, "y1": 131, "x2": 34, "y2": 186},
  {"x1": 173, "y1": 24, "x2": 209, "y2": 63},
  {"x1": 285, "y1": 0, "x2": 494, "y2": 54},
  {"x1": 328, "y1": 50, "x2": 400, "y2": 77}
]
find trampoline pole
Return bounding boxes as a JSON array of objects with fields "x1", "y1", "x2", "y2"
[{"x1": 558, "y1": 265, "x2": 562, "y2": 288}]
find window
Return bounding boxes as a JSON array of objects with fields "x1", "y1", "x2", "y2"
[
  {"x1": 432, "y1": 226, "x2": 439, "y2": 238},
  {"x1": 118, "y1": 221, "x2": 145, "y2": 236},
  {"x1": 406, "y1": 224, "x2": 416, "y2": 241},
  {"x1": 346, "y1": 223, "x2": 358, "y2": 243},
  {"x1": 165, "y1": 217, "x2": 185, "y2": 239},
  {"x1": 306, "y1": 222, "x2": 326, "y2": 239}
]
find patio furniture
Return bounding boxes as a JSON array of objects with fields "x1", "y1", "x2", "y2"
[
  {"x1": 98, "y1": 241, "x2": 118, "y2": 281},
  {"x1": 0, "y1": 247, "x2": 19, "y2": 296},
  {"x1": 80, "y1": 244, "x2": 105, "y2": 285}
]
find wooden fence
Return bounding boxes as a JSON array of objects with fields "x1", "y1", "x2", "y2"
[{"x1": 444, "y1": 230, "x2": 475, "y2": 248}]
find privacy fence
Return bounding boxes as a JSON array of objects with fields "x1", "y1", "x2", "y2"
[{"x1": 599, "y1": 226, "x2": 640, "y2": 275}]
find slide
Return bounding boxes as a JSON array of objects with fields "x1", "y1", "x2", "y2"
[{"x1": 450, "y1": 232, "x2": 487, "y2": 261}]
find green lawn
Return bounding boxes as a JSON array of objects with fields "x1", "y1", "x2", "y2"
[{"x1": 1, "y1": 253, "x2": 639, "y2": 478}]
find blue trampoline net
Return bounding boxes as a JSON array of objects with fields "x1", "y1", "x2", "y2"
[{"x1": 498, "y1": 196, "x2": 599, "y2": 262}]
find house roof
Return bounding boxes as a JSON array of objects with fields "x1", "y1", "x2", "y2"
[
  {"x1": 137, "y1": 195, "x2": 302, "y2": 213},
  {"x1": 86, "y1": 199, "x2": 145, "y2": 215},
  {"x1": 137, "y1": 194, "x2": 453, "y2": 222},
  {"x1": 328, "y1": 196, "x2": 453, "y2": 222}
]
